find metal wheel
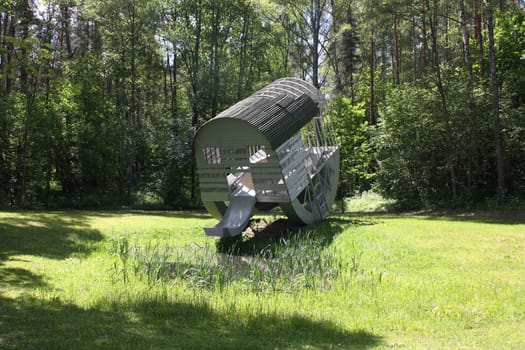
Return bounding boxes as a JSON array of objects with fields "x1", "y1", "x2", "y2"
[{"x1": 281, "y1": 148, "x2": 340, "y2": 224}]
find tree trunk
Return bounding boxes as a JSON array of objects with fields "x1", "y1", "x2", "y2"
[
  {"x1": 0, "y1": 13, "x2": 3, "y2": 89},
  {"x1": 426, "y1": 0, "x2": 457, "y2": 200},
  {"x1": 474, "y1": 0, "x2": 484, "y2": 62},
  {"x1": 459, "y1": 2, "x2": 475, "y2": 108},
  {"x1": 421, "y1": 7, "x2": 428, "y2": 69},
  {"x1": 127, "y1": 2, "x2": 138, "y2": 204},
  {"x1": 369, "y1": 34, "x2": 376, "y2": 126},
  {"x1": 190, "y1": 0, "x2": 202, "y2": 202},
  {"x1": 61, "y1": 4, "x2": 73, "y2": 56},
  {"x1": 237, "y1": 4, "x2": 250, "y2": 100},
  {"x1": 393, "y1": 13, "x2": 400, "y2": 85},
  {"x1": 486, "y1": 1, "x2": 506, "y2": 199},
  {"x1": 14, "y1": 0, "x2": 34, "y2": 207},
  {"x1": 4, "y1": 14, "x2": 15, "y2": 93},
  {"x1": 210, "y1": 1, "x2": 221, "y2": 118},
  {"x1": 411, "y1": 15, "x2": 418, "y2": 81},
  {"x1": 169, "y1": 51, "x2": 177, "y2": 127},
  {"x1": 329, "y1": 0, "x2": 342, "y2": 94},
  {"x1": 460, "y1": 0, "x2": 476, "y2": 191},
  {"x1": 310, "y1": 0, "x2": 321, "y2": 89}
]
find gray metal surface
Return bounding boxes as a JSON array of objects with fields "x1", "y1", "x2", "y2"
[
  {"x1": 194, "y1": 77, "x2": 339, "y2": 237},
  {"x1": 203, "y1": 186, "x2": 256, "y2": 237},
  {"x1": 207, "y1": 78, "x2": 323, "y2": 149}
]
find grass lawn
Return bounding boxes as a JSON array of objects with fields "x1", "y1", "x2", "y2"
[{"x1": 0, "y1": 209, "x2": 523, "y2": 349}]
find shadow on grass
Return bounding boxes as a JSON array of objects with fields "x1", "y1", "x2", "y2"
[
  {"x1": 417, "y1": 210, "x2": 525, "y2": 225},
  {"x1": 125, "y1": 209, "x2": 212, "y2": 219},
  {"x1": 0, "y1": 267, "x2": 49, "y2": 290},
  {"x1": 0, "y1": 214, "x2": 104, "y2": 263},
  {"x1": 0, "y1": 296, "x2": 382, "y2": 350},
  {"x1": 0, "y1": 213, "x2": 103, "y2": 270},
  {"x1": 336, "y1": 209, "x2": 525, "y2": 225},
  {"x1": 216, "y1": 216, "x2": 376, "y2": 257},
  {"x1": 0, "y1": 214, "x2": 103, "y2": 294},
  {"x1": 54, "y1": 209, "x2": 213, "y2": 220}
]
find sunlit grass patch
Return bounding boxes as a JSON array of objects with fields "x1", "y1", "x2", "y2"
[
  {"x1": 343, "y1": 191, "x2": 395, "y2": 212},
  {"x1": 0, "y1": 209, "x2": 524, "y2": 349}
]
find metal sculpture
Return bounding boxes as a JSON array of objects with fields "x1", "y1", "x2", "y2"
[{"x1": 194, "y1": 78, "x2": 339, "y2": 237}]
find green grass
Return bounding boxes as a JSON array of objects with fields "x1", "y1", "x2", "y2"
[
  {"x1": 0, "y1": 209, "x2": 524, "y2": 349},
  {"x1": 342, "y1": 191, "x2": 395, "y2": 213}
]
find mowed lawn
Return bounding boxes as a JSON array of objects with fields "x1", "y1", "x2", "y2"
[{"x1": 0, "y1": 209, "x2": 523, "y2": 349}]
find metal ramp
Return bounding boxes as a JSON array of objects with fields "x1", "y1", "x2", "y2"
[{"x1": 203, "y1": 186, "x2": 256, "y2": 237}]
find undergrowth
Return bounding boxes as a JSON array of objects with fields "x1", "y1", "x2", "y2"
[{"x1": 111, "y1": 231, "x2": 373, "y2": 294}]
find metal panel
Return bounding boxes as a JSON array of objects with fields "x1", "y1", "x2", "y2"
[{"x1": 196, "y1": 78, "x2": 323, "y2": 149}]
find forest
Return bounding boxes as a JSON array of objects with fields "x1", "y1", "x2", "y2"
[{"x1": 0, "y1": 0, "x2": 524, "y2": 209}]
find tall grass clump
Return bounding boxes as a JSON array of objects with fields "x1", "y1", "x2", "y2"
[
  {"x1": 344, "y1": 191, "x2": 395, "y2": 212},
  {"x1": 111, "y1": 230, "x2": 354, "y2": 294}
]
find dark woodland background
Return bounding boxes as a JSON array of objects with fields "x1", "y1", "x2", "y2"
[{"x1": 1, "y1": 0, "x2": 524, "y2": 209}]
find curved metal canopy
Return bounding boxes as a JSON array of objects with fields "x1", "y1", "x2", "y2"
[{"x1": 203, "y1": 77, "x2": 324, "y2": 149}]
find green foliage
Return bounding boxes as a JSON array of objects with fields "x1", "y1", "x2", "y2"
[
  {"x1": 330, "y1": 97, "x2": 376, "y2": 196},
  {"x1": 0, "y1": 0, "x2": 295, "y2": 209},
  {"x1": 496, "y1": 8, "x2": 525, "y2": 196},
  {"x1": 375, "y1": 70, "x2": 502, "y2": 208},
  {"x1": 376, "y1": 85, "x2": 444, "y2": 207},
  {"x1": 1, "y1": 1, "x2": 525, "y2": 209}
]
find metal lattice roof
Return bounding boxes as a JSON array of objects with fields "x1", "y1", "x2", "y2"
[{"x1": 205, "y1": 78, "x2": 324, "y2": 148}]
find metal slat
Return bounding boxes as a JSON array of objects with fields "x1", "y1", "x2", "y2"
[{"x1": 206, "y1": 78, "x2": 322, "y2": 149}]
